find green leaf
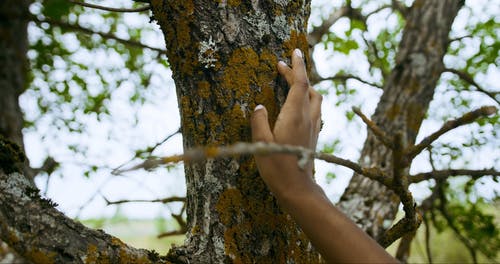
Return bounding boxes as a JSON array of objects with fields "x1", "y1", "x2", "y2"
[{"x1": 43, "y1": 0, "x2": 72, "y2": 20}]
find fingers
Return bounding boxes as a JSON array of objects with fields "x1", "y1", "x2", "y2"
[
  {"x1": 291, "y1": 49, "x2": 309, "y2": 87},
  {"x1": 251, "y1": 105, "x2": 274, "y2": 143},
  {"x1": 277, "y1": 49, "x2": 309, "y2": 89},
  {"x1": 277, "y1": 61, "x2": 293, "y2": 84},
  {"x1": 279, "y1": 49, "x2": 310, "y2": 109},
  {"x1": 309, "y1": 88, "x2": 322, "y2": 123}
]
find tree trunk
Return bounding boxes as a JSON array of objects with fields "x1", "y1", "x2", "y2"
[
  {"x1": 151, "y1": 0, "x2": 322, "y2": 262},
  {"x1": 338, "y1": 0, "x2": 463, "y2": 241},
  {"x1": 0, "y1": 1, "x2": 35, "y2": 262},
  {"x1": 0, "y1": 0, "x2": 30, "y2": 158}
]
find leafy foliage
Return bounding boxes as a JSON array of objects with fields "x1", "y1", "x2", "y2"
[{"x1": 25, "y1": 0, "x2": 171, "y2": 178}]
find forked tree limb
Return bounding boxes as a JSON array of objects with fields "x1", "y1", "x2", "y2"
[{"x1": 405, "y1": 105, "x2": 497, "y2": 162}]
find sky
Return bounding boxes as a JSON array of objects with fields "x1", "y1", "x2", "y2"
[{"x1": 20, "y1": 0, "x2": 500, "y2": 220}]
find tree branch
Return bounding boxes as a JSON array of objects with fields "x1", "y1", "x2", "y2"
[
  {"x1": 410, "y1": 168, "x2": 499, "y2": 183},
  {"x1": 113, "y1": 142, "x2": 391, "y2": 187},
  {"x1": 423, "y1": 213, "x2": 433, "y2": 264},
  {"x1": 308, "y1": 6, "x2": 350, "y2": 46},
  {"x1": 0, "y1": 170, "x2": 167, "y2": 263},
  {"x1": 405, "y1": 105, "x2": 498, "y2": 161},
  {"x1": 31, "y1": 15, "x2": 168, "y2": 55},
  {"x1": 390, "y1": 0, "x2": 409, "y2": 17},
  {"x1": 444, "y1": 68, "x2": 499, "y2": 104},
  {"x1": 157, "y1": 230, "x2": 185, "y2": 239},
  {"x1": 105, "y1": 196, "x2": 185, "y2": 205},
  {"x1": 69, "y1": 0, "x2": 151, "y2": 13},
  {"x1": 436, "y1": 183, "x2": 478, "y2": 263},
  {"x1": 320, "y1": 74, "x2": 383, "y2": 89},
  {"x1": 352, "y1": 107, "x2": 394, "y2": 148},
  {"x1": 377, "y1": 215, "x2": 421, "y2": 248}
]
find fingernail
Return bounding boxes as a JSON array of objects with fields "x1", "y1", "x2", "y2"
[
  {"x1": 294, "y1": 48, "x2": 303, "y2": 58},
  {"x1": 254, "y1": 104, "x2": 264, "y2": 111},
  {"x1": 278, "y1": 61, "x2": 287, "y2": 67}
]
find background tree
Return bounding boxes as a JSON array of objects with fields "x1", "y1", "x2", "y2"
[{"x1": 1, "y1": 0, "x2": 499, "y2": 263}]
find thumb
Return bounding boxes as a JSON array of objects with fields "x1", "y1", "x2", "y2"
[{"x1": 251, "y1": 105, "x2": 274, "y2": 143}]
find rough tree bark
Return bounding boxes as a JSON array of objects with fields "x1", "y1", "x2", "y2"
[
  {"x1": 0, "y1": 1, "x2": 35, "y2": 262},
  {"x1": 150, "y1": 0, "x2": 323, "y2": 262},
  {"x1": 0, "y1": 0, "x2": 30, "y2": 151},
  {"x1": 338, "y1": 0, "x2": 464, "y2": 240}
]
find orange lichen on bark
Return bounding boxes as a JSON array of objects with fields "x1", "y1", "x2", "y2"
[
  {"x1": 152, "y1": 0, "x2": 199, "y2": 76},
  {"x1": 215, "y1": 157, "x2": 316, "y2": 262},
  {"x1": 227, "y1": 0, "x2": 242, "y2": 7},
  {"x1": 283, "y1": 31, "x2": 310, "y2": 72},
  {"x1": 197, "y1": 81, "x2": 211, "y2": 99},
  {"x1": 85, "y1": 244, "x2": 100, "y2": 264},
  {"x1": 26, "y1": 249, "x2": 56, "y2": 264}
]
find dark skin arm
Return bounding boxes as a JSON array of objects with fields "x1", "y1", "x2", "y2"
[{"x1": 251, "y1": 49, "x2": 398, "y2": 263}]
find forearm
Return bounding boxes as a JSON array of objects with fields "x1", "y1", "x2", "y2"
[{"x1": 275, "y1": 175, "x2": 397, "y2": 263}]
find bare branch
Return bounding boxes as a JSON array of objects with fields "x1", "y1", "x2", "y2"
[
  {"x1": 395, "y1": 231, "x2": 416, "y2": 262},
  {"x1": 105, "y1": 196, "x2": 185, "y2": 205},
  {"x1": 410, "y1": 168, "x2": 499, "y2": 183},
  {"x1": 449, "y1": 35, "x2": 473, "y2": 43},
  {"x1": 157, "y1": 230, "x2": 185, "y2": 238},
  {"x1": 69, "y1": 0, "x2": 151, "y2": 13},
  {"x1": 352, "y1": 107, "x2": 394, "y2": 148},
  {"x1": 377, "y1": 214, "x2": 422, "y2": 248},
  {"x1": 113, "y1": 142, "x2": 391, "y2": 187},
  {"x1": 361, "y1": 33, "x2": 388, "y2": 80},
  {"x1": 320, "y1": 74, "x2": 383, "y2": 89},
  {"x1": 423, "y1": 214, "x2": 433, "y2": 264},
  {"x1": 308, "y1": 6, "x2": 350, "y2": 46},
  {"x1": 391, "y1": 0, "x2": 409, "y2": 17},
  {"x1": 444, "y1": 68, "x2": 499, "y2": 104},
  {"x1": 147, "y1": 128, "x2": 181, "y2": 156},
  {"x1": 436, "y1": 184, "x2": 478, "y2": 263},
  {"x1": 406, "y1": 106, "x2": 498, "y2": 161},
  {"x1": 112, "y1": 128, "x2": 180, "y2": 175},
  {"x1": 31, "y1": 15, "x2": 168, "y2": 55}
]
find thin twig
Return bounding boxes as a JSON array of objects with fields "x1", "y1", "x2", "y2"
[
  {"x1": 112, "y1": 142, "x2": 391, "y2": 187},
  {"x1": 308, "y1": 6, "x2": 350, "y2": 46},
  {"x1": 405, "y1": 106, "x2": 498, "y2": 161},
  {"x1": 69, "y1": 0, "x2": 151, "y2": 13},
  {"x1": 31, "y1": 15, "x2": 167, "y2": 55},
  {"x1": 320, "y1": 75, "x2": 383, "y2": 89},
  {"x1": 436, "y1": 184, "x2": 478, "y2": 263},
  {"x1": 361, "y1": 32, "x2": 388, "y2": 80},
  {"x1": 147, "y1": 128, "x2": 181, "y2": 157},
  {"x1": 105, "y1": 196, "x2": 185, "y2": 205},
  {"x1": 448, "y1": 35, "x2": 473, "y2": 44},
  {"x1": 423, "y1": 213, "x2": 433, "y2": 264},
  {"x1": 444, "y1": 68, "x2": 499, "y2": 104},
  {"x1": 410, "y1": 168, "x2": 499, "y2": 183},
  {"x1": 352, "y1": 107, "x2": 394, "y2": 148},
  {"x1": 112, "y1": 129, "x2": 180, "y2": 174},
  {"x1": 157, "y1": 230, "x2": 185, "y2": 238}
]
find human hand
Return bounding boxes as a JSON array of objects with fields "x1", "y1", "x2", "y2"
[{"x1": 251, "y1": 49, "x2": 322, "y2": 199}]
